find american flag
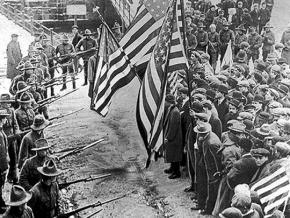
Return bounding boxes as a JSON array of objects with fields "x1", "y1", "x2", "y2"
[
  {"x1": 136, "y1": 0, "x2": 188, "y2": 167},
  {"x1": 251, "y1": 164, "x2": 290, "y2": 215},
  {"x1": 90, "y1": 0, "x2": 171, "y2": 116},
  {"x1": 90, "y1": 24, "x2": 132, "y2": 116}
]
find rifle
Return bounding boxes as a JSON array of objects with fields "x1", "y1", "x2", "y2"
[
  {"x1": 37, "y1": 95, "x2": 60, "y2": 105},
  {"x1": 58, "y1": 174, "x2": 111, "y2": 190},
  {"x1": 56, "y1": 194, "x2": 126, "y2": 218},
  {"x1": 33, "y1": 89, "x2": 79, "y2": 111},
  {"x1": 52, "y1": 145, "x2": 85, "y2": 154},
  {"x1": 44, "y1": 78, "x2": 79, "y2": 89},
  {"x1": 57, "y1": 138, "x2": 105, "y2": 161},
  {"x1": 49, "y1": 108, "x2": 84, "y2": 121}
]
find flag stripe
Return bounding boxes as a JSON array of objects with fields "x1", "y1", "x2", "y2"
[
  {"x1": 260, "y1": 183, "x2": 290, "y2": 204},
  {"x1": 258, "y1": 176, "x2": 289, "y2": 199}
]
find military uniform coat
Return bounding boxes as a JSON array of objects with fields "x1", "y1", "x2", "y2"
[
  {"x1": 19, "y1": 155, "x2": 49, "y2": 191},
  {"x1": 15, "y1": 107, "x2": 35, "y2": 131},
  {"x1": 29, "y1": 182, "x2": 60, "y2": 218},
  {"x1": 18, "y1": 131, "x2": 44, "y2": 169},
  {"x1": 3, "y1": 206, "x2": 34, "y2": 218},
  {"x1": 0, "y1": 128, "x2": 9, "y2": 174}
]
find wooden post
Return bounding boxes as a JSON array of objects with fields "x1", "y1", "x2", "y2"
[
  {"x1": 49, "y1": 28, "x2": 53, "y2": 45},
  {"x1": 74, "y1": 15, "x2": 77, "y2": 26}
]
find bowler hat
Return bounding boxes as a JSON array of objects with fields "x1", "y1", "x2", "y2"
[
  {"x1": 72, "y1": 24, "x2": 79, "y2": 29},
  {"x1": 6, "y1": 185, "x2": 31, "y2": 206},
  {"x1": 34, "y1": 42, "x2": 43, "y2": 50},
  {"x1": 30, "y1": 115, "x2": 50, "y2": 131},
  {"x1": 251, "y1": 148, "x2": 270, "y2": 157},
  {"x1": 18, "y1": 92, "x2": 32, "y2": 104},
  {"x1": 37, "y1": 159, "x2": 62, "y2": 177},
  {"x1": 31, "y1": 138, "x2": 51, "y2": 151},
  {"x1": 230, "y1": 91, "x2": 247, "y2": 105},
  {"x1": 11, "y1": 33, "x2": 19, "y2": 37},
  {"x1": 228, "y1": 122, "x2": 246, "y2": 133},
  {"x1": 256, "y1": 124, "x2": 271, "y2": 136},
  {"x1": 194, "y1": 122, "x2": 211, "y2": 134}
]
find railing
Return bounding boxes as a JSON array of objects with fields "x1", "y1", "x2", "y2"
[
  {"x1": 0, "y1": 3, "x2": 62, "y2": 46},
  {"x1": 110, "y1": 0, "x2": 134, "y2": 28}
]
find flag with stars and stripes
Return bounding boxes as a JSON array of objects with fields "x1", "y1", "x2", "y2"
[
  {"x1": 136, "y1": 0, "x2": 188, "y2": 167},
  {"x1": 251, "y1": 162, "x2": 290, "y2": 216},
  {"x1": 91, "y1": 0, "x2": 185, "y2": 117}
]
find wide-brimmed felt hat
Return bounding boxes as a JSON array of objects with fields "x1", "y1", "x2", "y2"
[
  {"x1": 264, "y1": 23, "x2": 273, "y2": 29},
  {"x1": 256, "y1": 124, "x2": 271, "y2": 136},
  {"x1": 19, "y1": 62, "x2": 36, "y2": 71},
  {"x1": 16, "y1": 81, "x2": 31, "y2": 95},
  {"x1": 0, "y1": 109, "x2": 10, "y2": 118},
  {"x1": 30, "y1": 115, "x2": 50, "y2": 131},
  {"x1": 83, "y1": 29, "x2": 93, "y2": 36},
  {"x1": 61, "y1": 34, "x2": 69, "y2": 41},
  {"x1": 228, "y1": 122, "x2": 246, "y2": 133},
  {"x1": 194, "y1": 122, "x2": 211, "y2": 134},
  {"x1": 230, "y1": 91, "x2": 247, "y2": 105},
  {"x1": 235, "y1": 25, "x2": 246, "y2": 32},
  {"x1": 31, "y1": 138, "x2": 51, "y2": 151},
  {"x1": 0, "y1": 94, "x2": 13, "y2": 103},
  {"x1": 72, "y1": 24, "x2": 79, "y2": 29},
  {"x1": 18, "y1": 92, "x2": 32, "y2": 104},
  {"x1": 34, "y1": 42, "x2": 43, "y2": 50},
  {"x1": 37, "y1": 159, "x2": 62, "y2": 177},
  {"x1": 6, "y1": 185, "x2": 31, "y2": 206},
  {"x1": 112, "y1": 22, "x2": 122, "y2": 30}
]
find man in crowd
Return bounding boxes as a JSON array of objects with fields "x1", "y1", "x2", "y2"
[{"x1": 6, "y1": 34, "x2": 22, "y2": 80}]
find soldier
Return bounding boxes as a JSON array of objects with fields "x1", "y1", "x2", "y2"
[
  {"x1": 0, "y1": 110, "x2": 9, "y2": 213},
  {"x1": 56, "y1": 34, "x2": 76, "y2": 91},
  {"x1": 28, "y1": 159, "x2": 62, "y2": 218},
  {"x1": 9, "y1": 62, "x2": 35, "y2": 95},
  {"x1": 262, "y1": 23, "x2": 275, "y2": 62},
  {"x1": 18, "y1": 115, "x2": 49, "y2": 169},
  {"x1": 3, "y1": 185, "x2": 34, "y2": 218},
  {"x1": 195, "y1": 22, "x2": 208, "y2": 52},
  {"x1": 42, "y1": 35, "x2": 56, "y2": 96},
  {"x1": 219, "y1": 21, "x2": 235, "y2": 63},
  {"x1": 208, "y1": 24, "x2": 220, "y2": 71},
  {"x1": 204, "y1": 5, "x2": 216, "y2": 28},
  {"x1": 29, "y1": 31, "x2": 42, "y2": 49},
  {"x1": 15, "y1": 92, "x2": 35, "y2": 132},
  {"x1": 248, "y1": 26, "x2": 263, "y2": 62},
  {"x1": 19, "y1": 138, "x2": 51, "y2": 191},
  {"x1": 6, "y1": 33, "x2": 22, "y2": 80},
  {"x1": 76, "y1": 29, "x2": 97, "y2": 86},
  {"x1": 71, "y1": 25, "x2": 82, "y2": 48},
  {"x1": 213, "y1": 10, "x2": 227, "y2": 34},
  {"x1": 234, "y1": 25, "x2": 247, "y2": 56},
  {"x1": 112, "y1": 21, "x2": 123, "y2": 42},
  {"x1": 71, "y1": 25, "x2": 83, "y2": 77},
  {"x1": 0, "y1": 94, "x2": 20, "y2": 184}
]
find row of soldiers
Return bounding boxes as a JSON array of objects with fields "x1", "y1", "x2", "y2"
[
  {"x1": 159, "y1": 1, "x2": 289, "y2": 218},
  {"x1": 0, "y1": 23, "x2": 124, "y2": 217}
]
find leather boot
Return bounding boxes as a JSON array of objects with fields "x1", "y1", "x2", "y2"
[
  {"x1": 72, "y1": 79, "x2": 76, "y2": 89},
  {"x1": 60, "y1": 77, "x2": 67, "y2": 91}
]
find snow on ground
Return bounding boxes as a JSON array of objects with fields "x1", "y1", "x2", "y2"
[{"x1": 0, "y1": 13, "x2": 33, "y2": 92}]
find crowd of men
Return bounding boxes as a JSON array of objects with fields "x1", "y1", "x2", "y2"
[
  {"x1": 0, "y1": 20, "x2": 127, "y2": 217},
  {"x1": 161, "y1": 0, "x2": 290, "y2": 217}
]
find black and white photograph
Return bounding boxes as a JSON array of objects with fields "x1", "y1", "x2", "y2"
[{"x1": 0, "y1": 0, "x2": 289, "y2": 217}]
